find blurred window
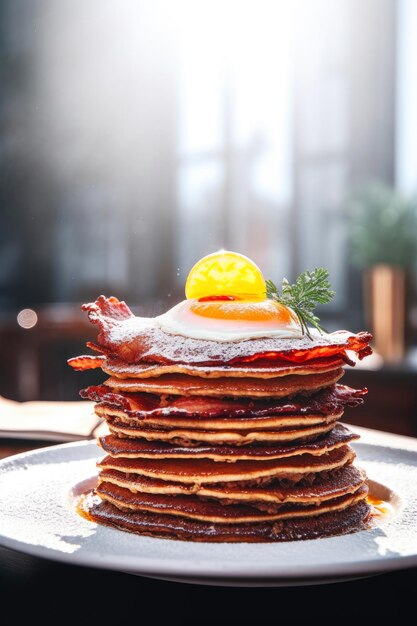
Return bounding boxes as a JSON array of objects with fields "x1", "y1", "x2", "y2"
[
  {"x1": 0, "y1": 0, "x2": 397, "y2": 328},
  {"x1": 175, "y1": 0, "x2": 396, "y2": 327},
  {"x1": 396, "y1": 0, "x2": 417, "y2": 195},
  {"x1": 176, "y1": 1, "x2": 293, "y2": 284}
]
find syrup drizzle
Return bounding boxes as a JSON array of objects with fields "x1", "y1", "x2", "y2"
[
  {"x1": 76, "y1": 493, "x2": 94, "y2": 522},
  {"x1": 367, "y1": 493, "x2": 394, "y2": 518}
]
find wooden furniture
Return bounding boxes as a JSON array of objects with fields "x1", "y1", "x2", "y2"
[{"x1": 343, "y1": 350, "x2": 417, "y2": 437}]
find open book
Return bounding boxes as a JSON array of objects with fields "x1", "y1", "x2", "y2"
[{"x1": 0, "y1": 396, "x2": 108, "y2": 442}]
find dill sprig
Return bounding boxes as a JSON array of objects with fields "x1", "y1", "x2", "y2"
[{"x1": 266, "y1": 268, "x2": 335, "y2": 340}]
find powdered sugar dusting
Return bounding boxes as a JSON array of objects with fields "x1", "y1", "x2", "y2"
[{"x1": 108, "y1": 323, "x2": 357, "y2": 364}]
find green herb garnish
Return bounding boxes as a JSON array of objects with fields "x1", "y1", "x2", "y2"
[{"x1": 266, "y1": 268, "x2": 335, "y2": 340}]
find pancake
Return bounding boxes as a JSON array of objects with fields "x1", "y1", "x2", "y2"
[
  {"x1": 100, "y1": 406, "x2": 341, "y2": 431},
  {"x1": 106, "y1": 418, "x2": 336, "y2": 446},
  {"x1": 99, "y1": 356, "x2": 344, "y2": 379},
  {"x1": 95, "y1": 481, "x2": 368, "y2": 524},
  {"x1": 98, "y1": 422, "x2": 358, "y2": 461},
  {"x1": 97, "y1": 445, "x2": 354, "y2": 484},
  {"x1": 103, "y1": 368, "x2": 345, "y2": 398},
  {"x1": 82, "y1": 383, "x2": 367, "y2": 421},
  {"x1": 98, "y1": 464, "x2": 366, "y2": 506},
  {"x1": 80, "y1": 494, "x2": 371, "y2": 542},
  {"x1": 79, "y1": 296, "x2": 372, "y2": 366}
]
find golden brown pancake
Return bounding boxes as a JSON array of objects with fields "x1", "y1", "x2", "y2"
[
  {"x1": 103, "y1": 369, "x2": 345, "y2": 398},
  {"x1": 97, "y1": 445, "x2": 354, "y2": 485},
  {"x1": 95, "y1": 481, "x2": 368, "y2": 524},
  {"x1": 98, "y1": 406, "x2": 341, "y2": 431},
  {"x1": 100, "y1": 357, "x2": 344, "y2": 379},
  {"x1": 106, "y1": 418, "x2": 336, "y2": 446},
  {"x1": 98, "y1": 464, "x2": 366, "y2": 507},
  {"x1": 80, "y1": 494, "x2": 371, "y2": 542},
  {"x1": 98, "y1": 422, "x2": 358, "y2": 461}
]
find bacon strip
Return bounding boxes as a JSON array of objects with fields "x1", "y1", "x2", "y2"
[
  {"x1": 69, "y1": 352, "x2": 346, "y2": 377},
  {"x1": 79, "y1": 296, "x2": 373, "y2": 366},
  {"x1": 80, "y1": 383, "x2": 367, "y2": 419},
  {"x1": 67, "y1": 355, "x2": 105, "y2": 371}
]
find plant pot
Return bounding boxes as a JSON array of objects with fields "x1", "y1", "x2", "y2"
[{"x1": 364, "y1": 264, "x2": 406, "y2": 363}]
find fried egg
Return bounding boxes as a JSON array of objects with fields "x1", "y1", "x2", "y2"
[{"x1": 156, "y1": 299, "x2": 302, "y2": 341}]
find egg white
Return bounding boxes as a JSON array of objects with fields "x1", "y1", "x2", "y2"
[{"x1": 156, "y1": 300, "x2": 303, "y2": 342}]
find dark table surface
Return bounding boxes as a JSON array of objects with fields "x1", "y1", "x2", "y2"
[
  {"x1": 1, "y1": 544, "x2": 416, "y2": 622},
  {"x1": 1, "y1": 427, "x2": 417, "y2": 621}
]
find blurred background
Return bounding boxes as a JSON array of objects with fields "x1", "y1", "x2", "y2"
[{"x1": 1, "y1": 0, "x2": 417, "y2": 434}]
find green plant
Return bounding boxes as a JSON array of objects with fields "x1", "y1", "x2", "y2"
[
  {"x1": 266, "y1": 268, "x2": 335, "y2": 339},
  {"x1": 349, "y1": 181, "x2": 417, "y2": 268}
]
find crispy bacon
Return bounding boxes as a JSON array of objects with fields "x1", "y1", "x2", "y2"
[
  {"x1": 231, "y1": 338, "x2": 374, "y2": 365},
  {"x1": 79, "y1": 296, "x2": 373, "y2": 367},
  {"x1": 67, "y1": 355, "x2": 105, "y2": 371},
  {"x1": 80, "y1": 383, "x2": 367, "y2": 419},
  {"x1": 97, "y1": 423, "x2": 359, "y2": 458},
  {"x1": 105, "y1": 354, "x2": 344, "y2": 376},
  {"x1": 68, "y1": 353, "x2": 345, "y2": 375}
]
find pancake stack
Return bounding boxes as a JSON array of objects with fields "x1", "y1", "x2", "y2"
[{"x1": 70, "y1": 295, "x2": 373, "y2": 542}]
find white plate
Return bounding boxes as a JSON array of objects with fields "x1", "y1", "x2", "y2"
[{"x1": 0, "y1": 439, "x2": 416, "y2": 587}]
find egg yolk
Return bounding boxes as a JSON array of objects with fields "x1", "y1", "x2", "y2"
[
  {"x1": 189, "y1": 299, "x2": 298, "y2": 325},
  {"x1": 185, "y1": 250, "x2": 266, "y2": 302},
  {"x1": 184, "y1": 250, "x2": 298, "y2": 328}
]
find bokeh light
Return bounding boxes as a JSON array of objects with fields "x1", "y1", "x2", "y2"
[{"x1": 17, "y1": 309, "x2": 38, "y2": 329}]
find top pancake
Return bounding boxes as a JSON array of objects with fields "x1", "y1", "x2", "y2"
[
  {"x1": 77, "y1": 296, "x2": 372, "y2": 366},
  {"x1": 88, "y1": 355, "x2": 345, "y2": 379}
]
